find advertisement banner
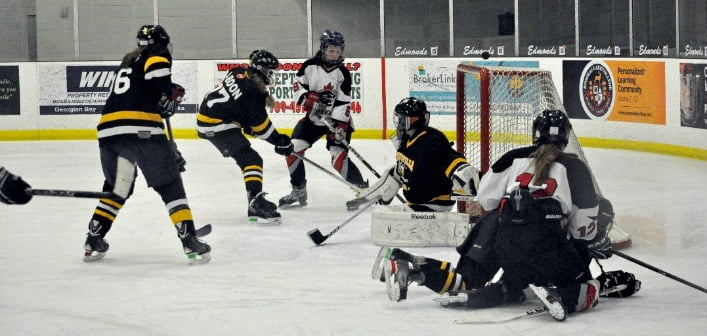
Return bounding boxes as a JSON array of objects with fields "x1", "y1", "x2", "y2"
[
  {"x1": 679, "y1": 63, "x2": 707, "y2": 129},
  {"x1": 562, "y1": 60, "x2": 665, "y2": 124},
  {"x1": 0, "y1": 66, "x2": 20, "y2": 115},
  {"x1": 212, "y1": 61, "x2": 364, "y2": 116},
  {"x1": 38, "y1": 62, "x2": 198, "y2": 115},
  {"x1": 408, "y1": 60, "x2": 539, "y2": 115}
]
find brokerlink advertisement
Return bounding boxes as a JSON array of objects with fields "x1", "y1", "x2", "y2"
[
  {"x1": 38, "y1": 62, "x2": 198, "y2": 115},
  {"x1": 562, "y1": 60, "x2": 665, "y2": 124}
]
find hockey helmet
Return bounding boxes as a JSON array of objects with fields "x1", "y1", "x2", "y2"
[
  {"x1": 319, "y1": 30, "x2": 345, "y2": 68},
  {"x1": 532, "y1": 109, "x2": 572, "y2": 150},
  {"x1": 394, "y1": 97, "x2": 430, "y2": 135},
  {"x1": 249, "y1": 49, "x2": 280, "y2": 85},
  {"x1": 136, "y1": 25, "x2": 170, "y2": 47}
]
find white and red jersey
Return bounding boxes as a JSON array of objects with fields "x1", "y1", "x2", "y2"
[
  {"x1": 293, "y1": 56, "x2": 352, "y2": 125},
  {"x1": 477, "y1": 146, "x2": 599, "y2": 242}
]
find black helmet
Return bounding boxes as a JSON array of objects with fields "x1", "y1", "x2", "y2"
[
  {"x1": 532, "y1": 110, "x2": 572, "y2": 149},
  {"x1": 319, "y1": 30, "x2": 345, "y2": 68},
  {"x1": 136, "y1": 25, "x2": 170, "y2": 47},
  {"x1": 249, "y1": 49, "x2": 279, "y2": 85},
  {"x1": 394, "y1": 97, "x2": 430, "y2": 135}
]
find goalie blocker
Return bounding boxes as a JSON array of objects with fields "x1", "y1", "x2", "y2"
[{"x1": 370, "y1": 205, "x2": 471, "y2": 247}]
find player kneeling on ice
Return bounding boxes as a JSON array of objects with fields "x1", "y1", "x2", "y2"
[
  {"x1": 380, "y1": 110, "x2": 640, "y2": 321},
  {"x1": 351, "y1": 97, "x2": 480, "y2": 212},
  {"x1": 197, "y1": 50, "x2": 293, "y2": 225}
]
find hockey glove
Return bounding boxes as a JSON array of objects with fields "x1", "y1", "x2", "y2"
[
  {"x1": 596, "y1": 271, "x2": 641, "y2": 298},
  {"x1": 588, "y1": 235, "x2": 612, "y2": 259},
  {"x1": 0, "y1": 166, "x2": 32, "y2": 205},
  {"x1": 159, "y1": 83, "x2": 186, "y2": 118},
  {"x1": 451, "y1": 163, "x2": 480, "y2": 197},
  {"x1": 170, "y1": 141, "x2": 187, "y2": 172},
  {"x1": 302, "y1": 92, "x2": 320, "y2": 113},
  {"x1": 273, "y1": 134, "x2": 294, "y2": 156},
  {"x1": 327, "y1": 120, "x2": 349, "y2": 144},
  {"x1": 318, "y1": 90, "x2": 336, "y2": 106}
]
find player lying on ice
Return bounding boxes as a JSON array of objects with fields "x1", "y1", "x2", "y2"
[{"x1": 378, "y1": 110, "x2": 640, "y2": 321}]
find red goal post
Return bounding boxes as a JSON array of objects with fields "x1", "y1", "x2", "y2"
[{"x1": 455, "y1": 64, "x2": 631, "y2": 249}]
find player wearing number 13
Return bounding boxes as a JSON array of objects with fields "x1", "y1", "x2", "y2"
[
  {"x1": 86, "y1": 24, "x2": 211, "y2": 264},
  {"x1": 197, "y1": 50, "x2": 293, "y2": 225}
]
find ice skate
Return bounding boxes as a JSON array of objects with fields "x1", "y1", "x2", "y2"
[
  {"x1": 383, "y1": 257, "x2": 424, "y2": 302},
  {"x1": 83, "y1": 233, "x2": 109, "y2": 262},
  {"x1": 249, "y1": 192, "x2": 282, "y2": 225},
  {"x1": 278, "y1": 185, "x2": 307, "y2": 208},
  {"x1": 529, "y1": 284, "x2": 567, "y2": 321},
  {"x1": 83, "y1": 220, "x2": 109, "y2": 262},
  {"x1": 177, "y1": 221, "x2": 211, "y2": 265}
]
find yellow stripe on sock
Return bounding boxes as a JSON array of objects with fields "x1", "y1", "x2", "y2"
[{"x1": 170, "y1": 209, "x2": 193, "y2": 225}]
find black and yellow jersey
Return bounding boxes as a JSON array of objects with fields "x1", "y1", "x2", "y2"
[
  {"x1": 395, "y1": 127, "x2": 468, "y2": 206},
  {"x1": 97, "y1": 46, "x2": 172, "y2": 144},
  {"x1": 197, "y1": 68, "x2": 278, "y2": 141}
]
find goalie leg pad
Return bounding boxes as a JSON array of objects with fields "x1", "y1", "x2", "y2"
[{"x1": 370, "y1": 207, "x2": 471, "y2": 247}]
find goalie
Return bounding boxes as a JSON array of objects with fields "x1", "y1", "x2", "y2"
[
  {"x1": 351, "y1": 97, "x2": 480, "y2": 212},
  {"x1": 380, "y1": 110, "x2": 640, "y2": 320}
]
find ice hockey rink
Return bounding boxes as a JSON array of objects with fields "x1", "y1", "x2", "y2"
[{"x1": 1, "y1": 139, "x2": 706, "y2": 335}]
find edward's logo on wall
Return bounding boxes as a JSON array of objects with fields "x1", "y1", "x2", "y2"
[{"x1": 66, "y1": 66, "x2": 117, "y2": 92}]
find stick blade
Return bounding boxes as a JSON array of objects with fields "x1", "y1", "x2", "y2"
[{"x1": 307, "y1": 228, "x2": 327, "y2": 245}]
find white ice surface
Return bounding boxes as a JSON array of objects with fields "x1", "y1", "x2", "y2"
[{"x1": 1, "y1": 139, "x2": 706, "y2": 336}]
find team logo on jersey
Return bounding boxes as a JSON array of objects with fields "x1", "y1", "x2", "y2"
[
  {"x1": 580, "y1": 62, "x2": 614, "y2": 119},
  {"x1": 66, "y1": 66, "x2": 117, "y2": 92}
]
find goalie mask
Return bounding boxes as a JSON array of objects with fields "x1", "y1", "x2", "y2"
[
  {"x1": 249, "y1": 49, "x2": 280, "y2": 86},
  {"x1": 136, "y1": 25, "x2": 171, "y2": 48},
  {"x1": 391, "y1": 97, "x2": 430, "y2": 147},
  {"x1": 319, "y1": 30, "x2": 345, "y2": 69},
  {"x1": 532, "y1": 109, "x2": 571, "y2": 150}
]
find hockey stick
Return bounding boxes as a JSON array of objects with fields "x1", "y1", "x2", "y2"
[
  {"x1": 292, "y1": 152, "x2": 362, "y2": 193},
  {"x1": 613, "y1": 250, "x2": 707, "y2": 294},
  {"x1": 28, "y1": 156, "x2": 135, "y2": 200},
  {"x1": 307, "y1": 196, "x2": 379, "y2": 245},
  {"x1": 320, "y1": 118, "x2": 406, "y2": 204}
]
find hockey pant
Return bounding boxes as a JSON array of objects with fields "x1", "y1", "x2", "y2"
[
  {"x1": 89, "y1": 138, "x2": 195, "y2": 237},
  {"x1": 285, "y1": 117, "x2": 365, "y2": 188}
]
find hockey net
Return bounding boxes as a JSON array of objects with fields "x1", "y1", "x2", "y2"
[{"x1": 455, "y1": 64, "x2": 631, "y2": 249}]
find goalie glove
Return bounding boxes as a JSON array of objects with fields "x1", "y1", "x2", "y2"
[
  {"x1": 451, "y1": 163, "x2": 480, "y2": 197},
  {"x1": 587, "y1": 235, "x2": 612, "y2": 259},
  {"x1": 355, "y1": 166, "x2": 401, "y2": 205}
]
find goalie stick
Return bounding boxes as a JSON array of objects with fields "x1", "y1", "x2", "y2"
[
  {"x1": 28, "y1": 156, "x2": 134, "y2": 200},
  {"x1": 307, "y1": 196, "x2": 379, "y2": 245}
]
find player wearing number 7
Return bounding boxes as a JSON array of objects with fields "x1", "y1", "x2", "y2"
[{"x1": 197, "y1": 50, "x2": 294, "y2": 225}]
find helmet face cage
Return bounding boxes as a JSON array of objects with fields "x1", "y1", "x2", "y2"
[
  {"x1": 532, "y1": 109, "x2": 572, "y2": 149},
  {"x1": 394, "y1": 97, "x2": 429, "y2": 136},
  {"x1": 249, "y1": 50, "x2": 280, "y2": 85},
  {"x1": 136, "y1": 25, "x2": 170, "y2": 48},
  {"x1": 319, "y1": 30, "x2": 345, "y2": 67}
]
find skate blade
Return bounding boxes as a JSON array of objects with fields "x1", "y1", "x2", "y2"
[
  {"x1": 383, "y1": 260, "x2": 403, "y2": 302},
  {"x1": 83, "y1": 251, "x2": 106, "y2": 262},
  {"x1": 371, "y1": 246, "x2": 391, "y2": 280},
  {"x1": 248, "y1": 216, "x2": 282, "y2": 226},
  {"x1": 278, "y1": 201, "x2": 307, "y2": 209},
  {"x1": 187, "y1": 252, "x2": 211, "y2": 265}
]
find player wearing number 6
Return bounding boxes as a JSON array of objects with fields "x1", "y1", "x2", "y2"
[
  {"x1": 197, "y1": 50, "x2": 293, "y2": 225},
  {"x1": 87, "y1": 24, "x2": 211, "y2": 264}
]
